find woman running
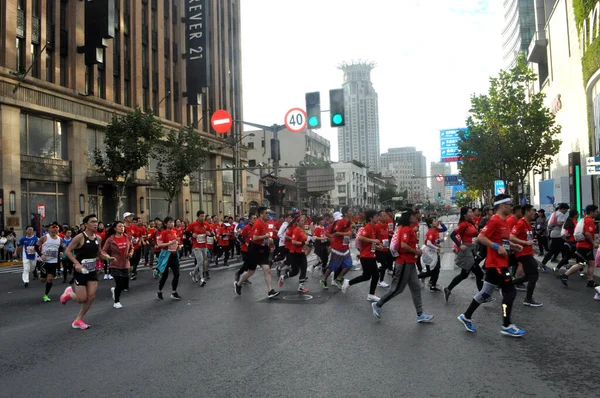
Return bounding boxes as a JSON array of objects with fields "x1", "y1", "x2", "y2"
[
  {"x1": 444, "y1": 207, "x2": 484, "y2": 302},
  {"x1": 417, "y1": 217, "x2": 447, "y2": 292},
  {"x1": 553, "y1": 209, "x2": 578, "y2": 274},
  {"x1": 278, "y1": 215, "x2": 310, "y2": 292},
  {"x1": 102, "y1": 221, "x2": 133, "y2": 309},
  {"x1": 342, "y1": 209, "x2": 381, "y2": 302},
  {"x1": 313, "y1": 216, "x2": 330, "y2": 275},
  {"x1": 60, "y1": 214, "x2": 114, "y2": 329},
  {"x1": 155, "y1": 217, "x2": 182, "y2": 301}
]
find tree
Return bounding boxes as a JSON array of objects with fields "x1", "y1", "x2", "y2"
[
  {"x1": 152, "y1": 126, "x2": 210, "y2": 216},
  {"x1": 93, "y1": 108, "x2": 162, "y2": 220},
  {"x1": 459, "y1": 53, "x2": 562, "y2": 201},
  {"x1": 377, "y1": 186, "x2": 403, "y2": 209}
]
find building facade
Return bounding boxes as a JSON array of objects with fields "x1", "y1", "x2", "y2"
[
  {"x1": 337, "y1": 61, "x2": 380, "y2": 172},
  {"x1": 430, "y1": 162, "x2": 452, "y2": 203},
  {"x1": 330, "y1": 161, "x2": 368, "y2": 209},
  {"x1": 502, "y1": 0, "x2": 536, "y2": 69},
  {"x1": 0, "y1": 0, "x2": 245, "y2": 233},
  {"x1": 380, "y1": 147, "x2": 427, "y2": 200}
]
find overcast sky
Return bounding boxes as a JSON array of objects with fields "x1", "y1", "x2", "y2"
[{"x1": 240, "y1": 0, "x2": 503, "y2": 171}]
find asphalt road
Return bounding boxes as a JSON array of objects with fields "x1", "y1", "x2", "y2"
[{"x1": 1, "y1": 252, "x2": 600, "y2": 398}]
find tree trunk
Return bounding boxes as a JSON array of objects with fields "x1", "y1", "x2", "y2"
[{"x1": 167, "y1": 199, "x2": 172, "y2": 217}]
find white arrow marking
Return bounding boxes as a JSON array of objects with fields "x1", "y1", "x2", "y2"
[{"x1": 213, "y1": 118, "x2": 231, "y2": 125}]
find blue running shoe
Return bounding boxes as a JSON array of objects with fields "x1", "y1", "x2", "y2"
[
  {"x1": 457, "y1": 314, "x2": 476, "y2": 333},
  {"x1": 371, "y1": 302, "x2": 381, "y2": 319},
  {"x1": 417, "y1": 313, "x2": 434, "y2": 323},
  {"x1": 500, "y1": 324, "x2": 525, "y2": 337}
]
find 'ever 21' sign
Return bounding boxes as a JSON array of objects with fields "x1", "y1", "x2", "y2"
[{"x1": 185, "y1": 0, "x2": 209, "y2": 105}]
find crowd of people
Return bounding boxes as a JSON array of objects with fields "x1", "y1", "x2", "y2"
[{"x1": 7, "y1": 194, "x2": 600, "y2": 334}]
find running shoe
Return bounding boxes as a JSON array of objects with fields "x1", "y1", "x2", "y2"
[
  {"x1": 319, "y1": 279, "x2": 328, "y2": 290},
  {"x1": 416, "y1": 313, "x2": 434, "y2": 323},
  {"x1": 560, "y1": 274, "x2": 569, "y2": 287},
  {"x1": 157, "y1": 291, "x2": 164, "y2": 300},
  {"x1": 483, "y1": 296, "x2": 496, "y2": 303},
  {"x1": 60, "y1": 286, "x2": 73, "y2": 305},
  {"x1": 103, "y1": 274, "x2": 109, "y2": 280},
  {"x1": 130, "y1": 274, "x2": 137, "y2": 281},
  {"x1": 429, "y1": 286, "x2": 441, "y2": 293},
  {"x1": 298, "y1": 286, "x2": 309, "y2": 293},
  {"x1": 378, "y1": 281, "x2": 389, "y2": 288},
  {"x1": 539, "y1": 264, "x2": 549, "y2": 273},
  {"x1": 278, "y1": 275, "x2": 285, "y2": 288},
  {"x1": 586, "y1": 280, "x2": 599, "y2": 288},
  {"x1": 171, "y1": 292, "x2": 182, "y2": 300},
  {"x1": 200, "y1": 278, "x2": 206, "y2": 287},
  {"x1": 334, "y1": 279, "x2": 343, "y2": 290},
  {"x1": 367, "y1": 294, "x2": 380, "y2": 302},
  {"x1": 523, "y1": 299, "x2": 543, "y2": 307},
  {"x1": 113, "y1": 302, "x2": 123, "y2": 309},
  {"x1": 234, "y1": 281, "x2": 242, "y2": 296},
  {"x1": 500, "y1": 324, "x2": 525, "y2": 337},
  {"x1": 267, "y1": 290, "x2": 280, "y2": 298},
  {"x1": 24, "y1": 282, "x2": 28, "y2": 288},
  {"x1": 42, "y1": 295, "x2": 51, "y2": 302},
  {"x1": 111, "y1": 287, "x2": 115, "y2": 301},
  {"x1": 444, "y1": 287, "x2": 451, "y2": 302},
  {"x1": 108, "y1": 274, "x2": 113, "y2": 280},
  {"x1": 371, "y1": 302, "x2": 381, "y2": 319},
  {"x1": 457, "y1": 314, "x2": 476, "y2": 333},
  {"x1": 341, "y1": 279, "x2": 350, "y2": 294},
  {"x1": 190, "y1": 271, "x2": 197, "y2": 283},
  {"x1": 594, "y1": 293, "x2": 600, "y2": 301},
  {"x1": 71, "y1": 320, "x2": 90, "y2": 330}
]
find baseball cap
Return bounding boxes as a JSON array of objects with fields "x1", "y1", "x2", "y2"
[
  {"x1": 123, "y1": 212, "x2": 134, "y2": 219},
  {"x1": 333, "y1": 211, "x2": 342, "y2": 221},
  {"x1": 48, "y1": 221, "x2": 60, "y2": 228}
]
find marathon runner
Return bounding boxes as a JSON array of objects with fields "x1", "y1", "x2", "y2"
[{"x1": 37, "y1": 221, "x2": 63, "y2": 302}]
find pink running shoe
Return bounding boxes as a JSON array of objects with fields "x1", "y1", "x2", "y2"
[
  {"x1": 71, "y1": 320, "x2": 90, "y2": 330},
  {"x1": 60, "y1": 286, "x2": 73, "y2": 305}
]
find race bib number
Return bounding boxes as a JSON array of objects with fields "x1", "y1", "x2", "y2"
[
  {"x1": 132, "y1": 238, "x2": 139, "y2": 245},
  {"x1": 268, "y1": 224, "x2": 274, "y2": 230},
  {"x1": 196, "y1": 234, "x2": 206, "y2": 244},
  {"x1": 222, "y1": 235, "x2": 229, "y2": 241},
  {"x1": 388, "y1": 223, "x2": 394, "y2": 232},
  {"x1": 501, "y1": 239, "x2": 511, "y2": 251},
  {"x1": 343, "y1": 236, "x2": 350, "y2": 246},
  {"x1": 207, "y1": 236, "x2": 214, "y2": 245},
  {"x1": 526, "y1": 231, "x2": 533, "y2": 242},
  {"x1": 44, "y1": 249, "x2": 58, "y2": 260},
  {"x1": 81, "y1": 258, "x2": 96, "y2": 272},
  {"x1": 26, "y1": 246, "x2": 36, "y2": 254},
  {"x1": 382, "y1": 239, "x2": 389, "y2": 248}
]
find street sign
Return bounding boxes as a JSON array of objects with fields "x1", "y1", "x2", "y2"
[
  {"x1": 440, "y1": 128, "x2": 466, "y2": 163},
  {"x1": 444, "y1": 175, "x2": 463, "y2": 186},
  {"x1": 211, "y1": 110, "x2": 233, "y2": 134},
  {"x1": 494, "y1": 180, "x2": 506, "y2": 195},
  {"x1": 586, "y1": 156, "x2": 600, "y2": 165},
  {"x1": 284, "y1": 108, "x2": 307, "y2": 133},
  {"x1": 37, "y1": 204, "x2": 46, "y2": 219},
  {"x1": 435, "y1": 174, "x2": 444, "y2": 183},
  {"x1": 413, "y1": 194, "x2": 418, "y2": 199},
  {"x1": 587, "y1": 165, "x2": 600, "y2": 175}
]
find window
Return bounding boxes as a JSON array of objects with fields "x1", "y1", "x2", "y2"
[
  {"x1": 338, "y1": 197, "x2": 347, "y2": 206},
  {"x1": 124, "y1": 79, "x2": 130, "y2": 107},
  {"x1": 247, "y1": 142, "x2": 254, "y2": 149},
  {"x1": 15, "y1": 38, "x2": 25, "y2": 73},
  {"x1": 338, "y1": 185, "x2": 346, "y2": 193},
  {"x1": 248, "y1": 159, "x2": 256, "y2": 167},
  {"x1": 336, "y1": 172, "x2": 346, "y2": 181},
  {"x1": 86, "y1": 127, "x2": 106, "y2": 161},
  {"x1": 45, "y1": 52, "x2": 53, "y2": 82},
  {"x1": 143, "y1": 87, "x2": 149, "y2": 111},
  {"x1": 21, "y1": 181, "x2": 68, "y2": 228},
  {"x1": 261, "y1": 139, "x2": 265, "y2": 148},
  {"x1": 59, "y1": 55, "x2": 67, "y2": 86},
  {"x1": 85, "y1": 65, "x2": 93, "y2": 94},
  {"x1": 20, "y1": 113, "x2": 67, "y2": 159}
]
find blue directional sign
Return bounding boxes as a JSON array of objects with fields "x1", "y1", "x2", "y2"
[
  {"x1": 440, "y1": 128, "x2": 466, "y2": 163},
  {"x1": 494, "y1": 180, "x2": 506, "y2": 195},
  {"x1": 444, "y1": 175, "x2": 463, "y2": 186}
]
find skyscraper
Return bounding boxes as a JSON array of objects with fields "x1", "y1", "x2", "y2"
[
  {"x1": 502, "y1": 0, "x2": 536, "y2": 69},
  {"x1": 337, "y1": 61, "x2": 380, "y2": 172}
]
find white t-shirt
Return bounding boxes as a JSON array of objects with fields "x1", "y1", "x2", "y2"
[{"x1": 550, "y1": 211, "x2": 569, "y2": 238}]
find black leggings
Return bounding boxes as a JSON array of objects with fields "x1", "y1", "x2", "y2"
[
  {"x1": 131, "y1": 248, "x2": 142, "y2": 275},
  {"x1": 447, "y1": 263, "x2": 484, "y2": 292},
  {"x1": 513, "y1": 255, "x2": 539, "y2": 301},
  {"x1": 542, "y1": 238, "x2": 563, "y2": 265},
  {"x1": 285, "y1": 252, "x2": 308, "y2": 281},
  {"x1": 315, "y1": 245, "x2": 329, "y2": 269},
  {"x1": 159, "y1": 252, "x2": 180, "y2": 292},
  {"x1": 555, "y1": 242, "x2": 576, "y2": 270},
  {"x1": 418, "y1": 256, "x2": 441, "y2": 286},
  {"x1": 349, "y1": 257, "x2": 379, "y2": 295},
  {"x1": 113, "y1": 274, "x2": 128, "y2": 303},
  {"x1": 376, "y1": 251, "x2": 393, "y2": 282},
  {"x1": 62, "y1": 259, "x2": 73, "y2": 282}
]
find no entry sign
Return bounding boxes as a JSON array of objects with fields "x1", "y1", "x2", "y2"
[{"x1": 211, "y1": 110, "x2": 233, "y2": 134}]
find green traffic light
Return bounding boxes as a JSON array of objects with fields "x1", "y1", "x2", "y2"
[
  {"x1": 308, "y1": 116, "x2": 319, "y2": 127},
  {"x1": 332, "y1": 114, "x2": 343, "y2": 125}
]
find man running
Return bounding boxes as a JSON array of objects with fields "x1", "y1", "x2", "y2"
[
  {"x1": 17, "y1": 226, "x2": 38, "y2": 288},
  {"x1": 124, "y1": 213, "x2": 143, "y2": 280},
  {"x1": 37, "y1": 222, "x2": 63, "y2": 301},
  {"x1": 234, "y1": 207, "x2": 279, "y2": 298},
  {"x1": 560, "y1": 205, "x2": 599, "y2": 288},
  {"x1": 321, "y1": 207, "x2": 354, "y2": 289},
  {"x1": 457, "y1": 194, "x2": 525, "y2": 337},
  {"x1": 187, "y1": 210, "x2": 211, "y2": 286},
  {"x1": 235, "y1": 213, "x2": 256, "y2": 283}
]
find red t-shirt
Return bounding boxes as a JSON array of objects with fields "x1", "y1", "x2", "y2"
[
  {"x1": 159, "y1": 228, "x2": 179, "y2": 252},
  {"x1": 359, "y1": 223, "x2": 376, "y2": 259},
  {"x1": 266, "y1": 220, "x2": 277, "y2": 239},
  {"x1": 252, "y1": 219, "x2": 269, "y2": 245},
  {"x1": 480, "y1": 215, "x2": 510, "y2": 268},
  {"x1": 387, "y1": 221, "x2": 395, "y2": 237},
  {"x1": 374, "y1": 222, "x2": 390, "y2": 252},
  {"x1": 425, "y1": 228, "x2": 439, "y2": 246},
  {"x1": 576, "y1": 216, "x2": 595, "y2": 249},
  {"x1": 147, "y1": 227, "x2": 157, "y2": 244},
  {"x1": 313, "y1": 225, "x2": 325, "y2": 240},
  {"x1": 240, "y1": 224, "x2": 253, "y2": 252},
  {"x1": 126, "y1": 224, "x2": 142, "y2": 250},
  {"x1": 175, "y1": 226, "x2": 184, "y2": 245},
  {"x1": 284, "y1": 226, "x2": 295, "y2": 250},
  {"x1": 330, "y1": 218, "x2": 351, "y2": 252},
  {"x1": 114, "y1": 235, "x2": 128, "y2": 256},
  {"x1": 505, "y1": 215, "x2": 518, "y2": 232},
  {"x1": 473, "y1": 216, "x2": 481, "y2": 228},
  {"x1": 186, "y1": 221, "x2": 210, "y2": 249},
  {"x1": 454, "y1": 221, "x2": 478, "y2": 244},
  {"x1": 291, "y1": 227, "x2": 307, "y2": 254},
  {"x1": 563, "y1": 217, "x2": 577, "y2": 243},
  {"x1": 217, "y1": 225, "x2": 232, "y2": 247},
  {"x1": 511, "y1": 218, "x2": 533, "y2": 258},
  {"x1": 396, "y1": 226, "x2": 418, "y2": 264}
]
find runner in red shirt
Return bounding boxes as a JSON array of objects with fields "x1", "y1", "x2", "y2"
[
  {"x1": 216, "y1": 221, "x2": 231, "y2": 267},
  {"x1": 155, "y1": 217, "x2": 182, "y2": 301},
  {"x1": 235, "y1": 214, "x2": 257, "y2": 282},
  {"x1": 458, "y1": 194, "x2": 525, "y2": 337},
  {"x1": 312, "y1": 216, "x2": 329, "y2": 273},
  {"x1": 561, "y1": 205, "x2": 599, "y2": 287},
  {"x1": 554, "y1": 209, "x2": 579, "y2": 273},
  {"x1": 320, "y1": 207, "x2": 353, "y2": 290},
  {"x1": 417, "y1": 217, "x2": 446, "y2": 292},
  {"x1": 374, "y1": 211, "x2": 393, "y2": 287},
  {"x1": 342, "y1": 210, "x2": 381, "y2": 302},
  {"x1": 278, "y1": 215, "x2": 310, "y2": 293},
  {"x1": 446, "y1": 207, "x2": 484, "y2": 301},
  {"x1": 234, "y1": 207, "x2": 279, "y2": 298},
  {"x1": 187, "y1": 210, "x2": 211, "y2": 285},
  {"x1": 371, "y1": 209, "x2": 433, "y2": 323},
  {"x1": 123, "y1": 213, "x2": 143, "y2": 280},
  {"x1": 145, "y1": 220, "x2": 157, "y2": 268},
  {"x1": 510, "y1": 204, "x2": 542, "y2": 306}
]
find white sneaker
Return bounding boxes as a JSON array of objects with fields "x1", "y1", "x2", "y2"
[
  {"x1": 595, "y1": 286, "x2": 600, "y2": 295},
  {"x1": 111, "y1": 287, "x2": 115, "y2": 301},
  {"x1": 594, "y1": 293, "x2": 600, "y2": 301},
  {"x1": 341, "y1": 279, "x2": 350, "y2": 294},
  {"x1": 378, "y1": 281, "x2": 389, "y2": 288},
  {"x1": 103, "y1": 274, "x2": 109, "y2": 280},
  {"x1": 113, "y1": 302, "x2": 123, "y2": 309},
  {"x1": 367, "y1": 294, "x2": 380, "y2": 302},
  {"x1": 108, "y1": 275, "x2": 114, "y2": 280}
]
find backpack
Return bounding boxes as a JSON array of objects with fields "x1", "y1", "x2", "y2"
[
  {"x1": 355, "y1": 227, "x2": 365, "y2": 251},
  {"x1": 574, "y1": 219, "x2": 586, "y2": 241},
  {"x1": 389, "y1": 227, "x2": 402, "y2": 258}
]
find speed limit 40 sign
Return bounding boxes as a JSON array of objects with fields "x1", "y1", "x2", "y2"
[{"x1": 284, "y1": 108, "x2": 307, "y2": 133}]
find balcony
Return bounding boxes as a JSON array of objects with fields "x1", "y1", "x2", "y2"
[
  {"x1": 21, "y1": 155, "x2": 72, "y2": 183},
  {"x1": 528, "y1": 30, "x2": 548, "y2": 64}
]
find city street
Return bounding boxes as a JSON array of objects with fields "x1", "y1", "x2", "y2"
[{"x1": 1, "y1": 253, "x2": 600, "y2": 397}]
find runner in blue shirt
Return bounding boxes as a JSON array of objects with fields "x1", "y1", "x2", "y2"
[{"x1": 17, "y1": 226, "x2": 39, "y2": 288}]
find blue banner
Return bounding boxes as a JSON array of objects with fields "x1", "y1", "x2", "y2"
[
  {"x1": 494, "y1": 180, "x2": 506, "y2": 195},
  {"x1": 440, "y1": 128, "x2": 466, "y2": 163}
]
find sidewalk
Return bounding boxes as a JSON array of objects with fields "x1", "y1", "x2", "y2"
[{"x1": 0, "y1": 260, "x2": 22, "y2": 267}]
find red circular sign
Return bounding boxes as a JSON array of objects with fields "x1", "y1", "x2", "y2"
[
  {"x1": 435, "y1": 174, "x2": 444, "y2": 182},
  {"x1": 413, "y1": 194, "x2": 418, "y2": 199},
  {"x1": 284, "y1": 108, "x2": 307, "y2": 133},
  {"x1": 211, "y1": 109, "x2": 233, "y2": 134}
]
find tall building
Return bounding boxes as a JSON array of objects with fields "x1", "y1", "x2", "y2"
[
  {"x1": 502, "y1": 0, "x2": 536, "y2": 69},
  {"x1": 380, "y1": 147, "x2": 427, "y2": 201},
  {"x1": 337, "y1": 61, "x2": 380, "y2": 172},
  {"x1": 430, "y1": 162, "x2": 452, "y2": 202},
  {"x1": 0, "y1": 0, "x2": 244, "y2": 233}
]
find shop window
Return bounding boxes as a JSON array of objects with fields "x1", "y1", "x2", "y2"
[{"x1": 20, "y1": 114, "x2": 67, "y2": 159}]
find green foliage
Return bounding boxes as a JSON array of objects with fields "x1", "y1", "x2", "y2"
[
  {"x1": 459, "y1": 54, "x2": 562, "y2": 200},
  {"x1": 573, "y1": 0, "x2": 600, "y2": 84},
  {"x1": 152, "y1": 126, "x2": 210, "y2": 216},
  {"x1": 455, "y1": 189, "x2": 479, "y2": 208}
]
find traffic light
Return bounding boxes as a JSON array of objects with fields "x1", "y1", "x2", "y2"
[
  {"x1": 78, "y1": 0, "x2": 115, "y2": 65},
  {"x1": 276, "y1": 184, "x2": 286, "y2": 205},
  {"x1": 329, "y1": 88, "x2": 345, "y2": 127},
  {"x1": 437, "y1": 192, "x2": 441, "y2": 200},
  {"x1": 264, "y1": 183, "x2": 285, "y2": 205},
  {"x1": 305, "y1": 92, "x2": 321, "y2": 129}
]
